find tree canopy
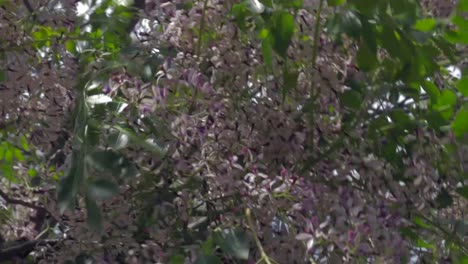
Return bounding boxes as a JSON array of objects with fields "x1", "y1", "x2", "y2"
[{"x1": 0, "y1": 0, "x2": 467, "y2": 263}]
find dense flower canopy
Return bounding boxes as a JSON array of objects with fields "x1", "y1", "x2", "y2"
[{"x1": 0, "y1": 0, "x2": 467, "y2": 263}]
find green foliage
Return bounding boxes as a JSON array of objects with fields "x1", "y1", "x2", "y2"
[
  {"x1": 214, "y1": 228, "x2": 250, "y2": 260},
  {"x1": 269, "y1": 10, "x2": 295, "y2": 58},
  {"x1": 452, "y1": 105, "x2": 468, "y2": 139},
  {"x1": 2, "y1": 0, "x2": 468, "y2": 262}
]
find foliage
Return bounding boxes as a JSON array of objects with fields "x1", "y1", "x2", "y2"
[{"x1": 0, "y1": 0, "x2": 467, "y2": 263}]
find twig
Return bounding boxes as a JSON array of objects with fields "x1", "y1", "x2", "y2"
[
  {"x1": 0, "y1": 189, "x2": 43, "y2": 211},
  {"x1": 246, "y1": 208, "x2": 276, "y2": 264},
  {"x1": 0, "y1": 239, "x2": 59, "y2": 261},
  {"x1": 197, "y1": 0, "x2": 209, "y2": 56}
]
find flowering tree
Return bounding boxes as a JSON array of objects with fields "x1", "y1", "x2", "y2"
[{"x1": 0, "y1": 0, "x2": 467, "y2": 263}]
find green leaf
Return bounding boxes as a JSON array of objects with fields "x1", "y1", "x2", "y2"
[
  {"x1": 452, "y1": 15, "x2": 468, "y2": 31},
  {"x1": 422, "y1": 81, "x2": 440, "y2": 102},
  {"x1": 112, "y1": 125, "x2": 166, "y2": 157},
  {"x1": 452, "y1": 105, "x2": 468, "y2": 139},
  {"x1": 262, "y1": 38, "x2": 273, "y2": 70},
  {"x1": 58, "y1": 173, "x2": 77, "y2": 213},
  {"x1": 356, "y1": 43, "x2": 377, "y2": 71},
  {"x1": 259, "y1": 0, "x2": 273, "y2": 8},
  {"x1": 277, "y1": 0, "x2": 303, "y2": 8},
  {"x1": 457, "y1": 0, "x2": 468, "y2": 12},
  {"x1": 435, "y1": 188, "x2": 454, "y2": 209},
  {"x1": 1, "y1": 164, "x2": 16, "y2": 183},
  {"x1": 108, "y1": 130, "x2": 129, "y2": 150},
  {"x1": 65, "y1": 40, "x2": 76, "y2": 53},
  {"x1": 415, "y1": 238, "x2": 434, "y2": 249},
  {"x1": 20, "y1": 136, "x2": 29, "y2": 151},
  {"x1": 270, "y1": 11, "x2": 295, "y2": 57},
  {"x1": 412, "y1": 216, "x2": 432, "y2": 229},
  {"x1": 0, "y1": 70, "x2": 6, "y2": 82},
  {"x1": 13, "y1": 148, "x2": 23, "y2": 161},
  {"x1": 169, "y1": 254, "x2": 185, "y2": 264},
  {"x1": 194, "y1": 254, "x2": 221, "y2": 264},
  {"x1": 455, "y1": 186, "x2": 468, "y2": 199},
  {"x1": 214, "y1": 228, "x2": 250, "y2": 260},
  {"x1": 85, "y1": 197, "x2": 102, "y2": 232},
  {"x1": 283, "y1": 68, "x2": 298, "y2": 99},
  {"x1": 87, "y1": 179, "x2": 119, "y2": 199},
  {"x1": 414, "y1": 18, "x2": 437, "y2": 32},
  {"x1": 87, "y1": 150, "x2": 138, "y2": 178},
  {"x1": 28, "y1": 168, "x2": 37, "y2": 178},
  {"x1": 340, "y1": 90, "x2": 361, "y2": 110},
  {"x1": 434, "y1": 90, "x2": 457, "y2": 120},
  {"x1": 445, "y1": 30, "x2": 468, "y2": 44},
  {"x1": 349, "y1": 0, "x2": 378, "y2": 16},
  {"x1": 230, "y1": 2, "x2": 250, "y2": 31},
  {"x1": 58, "y1": 151, "x2": 85, "y2": 213},
  {"x1": 327, "y1": 0, "x2": 345, "y2": 6},
  {"x1": 456, "y1": 76, "x2": 468, "y2": 97},
  {"x1": 341, "y1": 11, "x2": 362, "y2": 39}
]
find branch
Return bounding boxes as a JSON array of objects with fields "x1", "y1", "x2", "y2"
[
  {"x1": 0, "y1": 189, "x2": 43, "y2": 211},
  {"x1": 0, "y1": 239, "x2": 58, "y2": 261},
  {"x1": 0, "y1": 189, "x2": 57, "y2": 233},
  {"x1": 22, "y1": 0, "x2": 38, "y2": 21}
]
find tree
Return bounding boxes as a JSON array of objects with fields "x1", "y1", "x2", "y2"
[{"x1": 0, "y1": 0, "x2": 467, "y2": 263}]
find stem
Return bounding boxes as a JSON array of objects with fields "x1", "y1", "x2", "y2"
[
  {"x1": 311, "y1": 0, "x2": 324, "y2": 75},
  {"x1": 197, "y1": 0, "x2": 209, "y2": 56},
  {"x1": 245, "y1": 208, "x2": 273, "y2": 264},
  {"x1": 304, "y1": 0, "x2": 324, "y2": 163}
]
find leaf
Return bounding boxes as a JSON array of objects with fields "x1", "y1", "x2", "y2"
[
  {"x1": 87, "y1": 150, "x2": 138, "y2": 178},
  {"x1": 247, "y1": 0, "x2": 265, "y2": 13},
  {"x1": 58, "y1": 151, "x2": 85, "y2": 213},
  {"x1": 414, "y1": 18, "x2": 437, "y2": 32},
  {"x1": 295, "y1": 233, "x2": 314, "y2": 241},
  {"x1": 87, "y1": 179, "x2": 119, "y2": 199},
  {"x1": 108, "y1": 129, "x2": 129, "y2": 150},
  {"x1": 455, "y1": 186, "x2": 468, "y2": 199},
  {"x1": 87, "y1": 94, "x2": 112, "y2": 105},
  {"x1": 214, "y1": 228, "x2": 250, "y2": 260},
  {"x1": 270, "y1": 11, "x2": 295, "y2": 57},
  {"x1": 112, "y1": 125, "x2": 166, "y2": 157},
  {"x1": 1, "y1": 164, "x2": 16, "y2": 183},
  {"x1": 412, "y1": 216, "x2": 432, "y2": 229},
  {"x1": 422, "y1": 81, "x2": 440, "y2": 102},
  {"x1": 357, "y1": 43, "x2": 377, "y2": 71},
  {"x1": 194, "y1": 254, "x2": 222, "y2": 264},
  {"x1": 85, "y1": 197, "x2": 102, "y2": 232},
  {"x1": 277, "y1": 0, "x2": 303, "y2": 8},
  {"x1": 457, "y1": 0, "x2": 468, "y2": 12},
  {"x1": 435, "y1": 189, "x2": 453, "y2": 209},
  {"x1": 445, "y1": 29, "x2": 468, "y2": 44},
  {"x1": 456, "y1": 76, "x2": 468, "y2": 97},
  {"x1": 58, "y1": 173, "x2": 77, "y2": 214},
  {"x1": 0, "y1": 70, "x2": 6, "y2": 82},
  {"x1": 451, "y1": 105, "x2": 468, "y2": 139},
  {"x1": 65, "y1": 40, "x2": 76, "y2": 53},
  {"x1": 169, "y1": 254, "x2": 185, "y2": 264},
  {"x1": 283, "y1": 68, "x2": 298, "y2": 99},
  {"x1": 434, "y1": 90, "x2": 457, "y2": 120},
  {"x1": 341, "y1": 11, "x2": 362, "y2": 39},
  {"x1": 262, "y1": 37, "x2": 273, "y2": 70},
  {"x1": 340, "y1": 90, "x2": 361, "y2": 110},
  {"x1": 349, "y1": 0, "x2": 378, "y2": 15},
  {"x1": 327, "y1": 0, "x2": 345, "y2": 6}
]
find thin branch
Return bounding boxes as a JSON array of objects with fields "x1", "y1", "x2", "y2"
[
  {"x1": 0, "y1": 189, "x2": 43, "y2": 211},
  {"x1": 22, "y1": 0, "x2": 38, "y2": 22},
  {"x1": 0, "y1": 239, "x2": 59, "y2": 261}
]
